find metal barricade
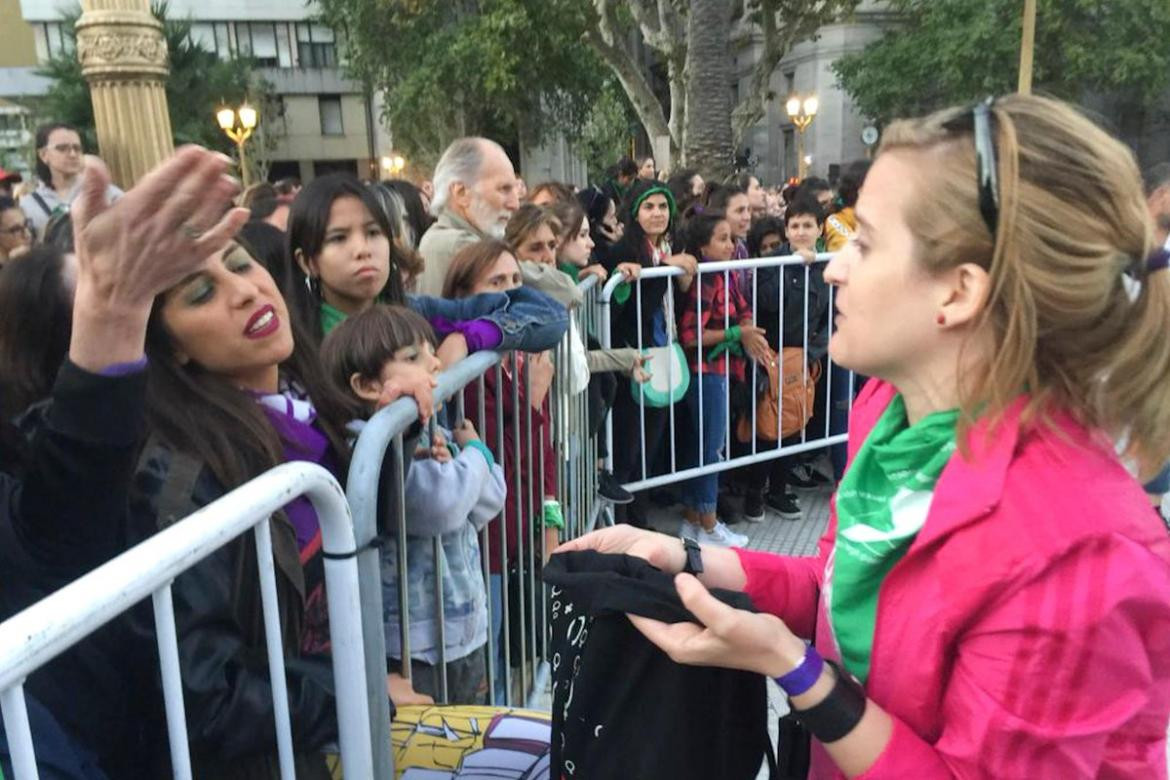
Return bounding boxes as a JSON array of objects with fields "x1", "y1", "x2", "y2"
[
  {"x1": 598, "y1": 253, "x2": 854, "y2": 494},
  {"x1": 0, "y1": 462, "x2": 372, "y2": 780}
]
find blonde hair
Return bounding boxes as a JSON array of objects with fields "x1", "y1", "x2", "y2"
[{"x1": 880, "y1": 93, "x2": 1170, "y2": 473}]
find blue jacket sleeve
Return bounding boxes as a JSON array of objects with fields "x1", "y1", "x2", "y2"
[{"x1": 407, "y1": 287, "x2": 568, "y2": 353}]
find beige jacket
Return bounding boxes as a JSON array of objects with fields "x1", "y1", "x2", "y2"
[{"x1": 416, "y1": 209, "x2": 486, "y2": 297}]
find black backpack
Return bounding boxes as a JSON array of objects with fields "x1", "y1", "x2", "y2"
[{"x1": 544, "y1": 550, "x2": 777, "y2": 779}]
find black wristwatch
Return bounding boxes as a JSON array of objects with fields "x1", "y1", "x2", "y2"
[
  {"x1": 681, "y1": 536, "x2": 703, "y2": 575},
  {"x1": 791, "y1": 659, "x2": 867, "y2": 743}
]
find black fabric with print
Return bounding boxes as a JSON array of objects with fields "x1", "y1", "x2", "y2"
[{"x1": 544, "y1": 551, "x2": 771, "y2": 780}]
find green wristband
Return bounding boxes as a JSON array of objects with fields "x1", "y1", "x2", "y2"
[
  {"x1": 464, "y1": 439, "x2": 495, "y2": 467},
  {"x1": 542, "y1": 499, "x2": 565, "y2": 530},
  {"x1": 724, "y1": 325, "x2": 742, "y2": 343}
]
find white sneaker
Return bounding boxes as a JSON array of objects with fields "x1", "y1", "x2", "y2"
[
  {"x1": 679, "y1": 521, "x2": 701, "y2": 541},
  {"x1": 697, "y1": 521, "x2": 749, "y2": 548}
]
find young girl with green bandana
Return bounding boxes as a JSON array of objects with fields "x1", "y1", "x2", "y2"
[{"x1": 675, "y1": 209, "x2": 770, "y2": 546}]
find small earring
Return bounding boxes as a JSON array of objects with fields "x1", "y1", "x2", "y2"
[
  {"x1": 305, "y1": 275, "x2": 315, "y2": 294},
  {"x1": 936, "y1": 313, "x2": 946, "y2": 326}
]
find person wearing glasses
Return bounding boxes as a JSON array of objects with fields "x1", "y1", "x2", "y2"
[
  {"x1": 559, "y1": 94, "x2": 1170, "y2": 778},
  {"x1": 0, "y1": 196, "x2": 31, "y2": 266},
  {"x1": 20, "y1": 123, "x2": 122, "y2": 240}
]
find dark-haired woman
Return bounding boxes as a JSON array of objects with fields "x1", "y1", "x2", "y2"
[
  {"x1": 126, "y1": 238, "x2": 355, "y2": 777},
  {"x1": 601, "y1": 180, "x2": 698, "y2": 523},
  {"x1": 576, "y1": 186, "x2": 622, "y2": 264},
  {"x1": 20, "y1": 123, "x2": 121, "y2": 240},
  {"x1": 282, "y1": 173, "x2": 567, "y2": 362},
  {"x1": 0, "y1": 247, "x2": 74, "y2": 423}
]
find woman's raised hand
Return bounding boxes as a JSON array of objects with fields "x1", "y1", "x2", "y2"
[{"x1": 69, "y1": 148, "x2": 249, "y2": 371}]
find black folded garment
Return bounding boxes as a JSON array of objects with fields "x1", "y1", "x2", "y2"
[{"x1": 543, "y1": 550, "x2": 773, "y2": 780}]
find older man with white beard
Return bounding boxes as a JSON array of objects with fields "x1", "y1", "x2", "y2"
[{"x1": 416, "y1": 138, "x2": 520, "y2": 296}]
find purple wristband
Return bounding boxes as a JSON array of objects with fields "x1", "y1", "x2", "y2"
[
  {"x1": 774, "y1": 644, "x2": 824, "y2": 697},
  {"x1": 97, "y1": 356, "x2": 148, "y2": 377}
]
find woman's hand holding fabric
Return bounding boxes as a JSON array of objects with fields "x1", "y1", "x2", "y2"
[{"x1": 628, "y1": 573, "x2": 807, "y2": 677}]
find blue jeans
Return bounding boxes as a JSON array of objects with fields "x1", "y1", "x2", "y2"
[{"x1": 681, "y1": 373, "x2": 728, "y2": 514}]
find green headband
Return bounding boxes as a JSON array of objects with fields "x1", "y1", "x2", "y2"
[{"x1": 630, "y1": 185, "x2": 678, "y2": 222}]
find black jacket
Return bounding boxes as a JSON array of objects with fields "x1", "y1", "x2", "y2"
[
  {"x1": 754, "y1": 242, "x2": 831, "y2": 362},
  {"x1": 0, "y1": 362, "x2": 154, "y2": 777},
  {"x1": 600, "y1": 234, "x2": 671, "y2": 349},
  {"x1": 0, "y1": 361, "x2": 337, "y2": 779},
  {"x1": 126, "y1": 437, "x2": 337, "y2": 779}
]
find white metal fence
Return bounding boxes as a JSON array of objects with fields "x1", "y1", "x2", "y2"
[
  {"x1": 597, "y1": 253, "x2": 854, "y2": 493},
  {"x1": 0, "y1": 462, "x2": 371, "y2": 780}
]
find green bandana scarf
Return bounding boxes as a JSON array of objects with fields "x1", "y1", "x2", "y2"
[
  {"x1": 830, "y1": 394, "x2": 959, "y2": 682},
  {"x1": 320, "y1": 300, "x2": 348, "y2": 336}
]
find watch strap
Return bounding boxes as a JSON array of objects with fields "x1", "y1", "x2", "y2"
[
  {"x1": 791, "y1": 659, "x2": 867, "y2": 743},
  {"x1": 681, "y1": 536, "x2": 703, "y2": 575}
]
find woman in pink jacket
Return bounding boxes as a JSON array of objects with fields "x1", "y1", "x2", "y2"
[{"x1": 559, "y1": 93, "x2": 1170, "y2": 778}]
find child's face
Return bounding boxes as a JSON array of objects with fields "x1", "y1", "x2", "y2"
[
  {"x1": 785, "y1": 213, "x2": 820, "y2": 252},
  {"x1": 375, "y1": 339, "x2": 442, "y2": 396},
  {"x1": 701, "y1": 220, "x2": 735, "y2": 262}
]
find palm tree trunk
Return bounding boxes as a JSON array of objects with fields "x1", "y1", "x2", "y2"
[{"x1": 682, "y1": 0, "x2": 734, "y2": 180}]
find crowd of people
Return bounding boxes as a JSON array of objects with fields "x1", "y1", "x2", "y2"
[{"x1": 0, "y1": 89, "x2": 1169, "y2": 780}]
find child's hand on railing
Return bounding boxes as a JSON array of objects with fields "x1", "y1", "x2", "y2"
[
  {"x1": 796, "y1": 248, "x2": 816, "y2": 265},
  {"x1": 453, "y1": 420, "x2": 479, "y2": 448},
  {"x1": 376, "y1": 373, "x2": 437, "y2": 420}
]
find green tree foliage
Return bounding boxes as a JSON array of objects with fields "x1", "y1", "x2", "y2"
[
  {"x1": 834, "y1": 0, "x2": 1170, "y2": 125},
  {"x1": 318, "y1": 0, "x2": 607, "y2": 167},
  {"x1": 37, "y1": 4, "x2": 262, "y2": 155},
  {"x1": 577, "y1": 80, "x2": 641, "y2": 181}
]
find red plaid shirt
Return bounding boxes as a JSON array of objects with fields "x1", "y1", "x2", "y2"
[{"x1": 676, "y1": 266, "x2": 755, "y2": 381}]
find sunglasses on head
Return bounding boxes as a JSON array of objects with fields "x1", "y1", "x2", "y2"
[{"x1": 942, "y1": 96, "x2": 1000, "y2": 237}]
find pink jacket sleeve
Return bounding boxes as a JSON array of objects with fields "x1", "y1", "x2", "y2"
[
  {"x1": 733, "y1": 514, "x2": 835, "y2": 639},
  {"x1": 858, "y1": 534, "x2": 1170, "y2": 779}
]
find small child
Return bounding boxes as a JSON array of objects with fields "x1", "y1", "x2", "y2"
[{"x1": 322, "y1": 304, "x2": 506, "y2": 704}]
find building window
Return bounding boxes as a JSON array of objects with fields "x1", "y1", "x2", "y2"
[
  {"x1": 35, "y1": 23, "x2": 71, "y2": 62},
  {"x1": 189, "y1": 23, "x2": 216, "y2": 54},
  {"x1": 319, "y1": 95, "x2": 344, "y2": 135},
  {"x1": 276, "y1": 23, "x2": 293, "y2": 68},
  {"x1": 296, "y1": 24, "x2": 337, "y2": 68},
  {"x1": 784, "y1": 71, "x2": 796, "y2": 98},
  {"x1": 235, "y1": 22, "x2": 279, "y2": 67}
]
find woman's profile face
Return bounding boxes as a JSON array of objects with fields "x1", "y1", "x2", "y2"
[
  {"x1": 822, "y1": 152, "x2": 956, "y2": 381},
  {"x1": 514, "y1": 224, "x2": 559, "y2": 266},
  {"x1": 161, "y1": 243, "x2": 294, "y2": 393},
  {"x1": 639, "y1": 158, "x2": 656, "y2": 180}
]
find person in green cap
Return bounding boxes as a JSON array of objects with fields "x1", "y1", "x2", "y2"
[{"x1": 599, "y1": 178, "x2": 699, "y2": 526}]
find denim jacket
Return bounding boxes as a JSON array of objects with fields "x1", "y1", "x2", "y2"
[
  {"x1": 375, "y1": 425, "x2": 507, "y2": 664},
  {"x1": 407, "y1": 285, "x2": 569, "y2": 353}
]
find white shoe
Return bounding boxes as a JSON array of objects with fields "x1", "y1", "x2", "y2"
[
  {"x1": 679, "y1": 521, "x2": 700, "y2": 541},
  {"x1": 697, "y1": 521, "x2": 749, "y2": 548}
]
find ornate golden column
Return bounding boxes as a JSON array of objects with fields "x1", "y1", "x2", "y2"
[{"x1": 75, "y1": 0, "x2": 173, "y2": 187}]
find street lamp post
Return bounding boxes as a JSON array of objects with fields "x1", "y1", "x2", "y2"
[
  {"x1": 785, "y1": 94, "x2": 818, "y2": 181},
  {"x1": 380, "y1": 154, "x2": 406, "y2": 178},
  {"x1": 216, "y1": 103, "x2": 258, "y2": 187}
]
